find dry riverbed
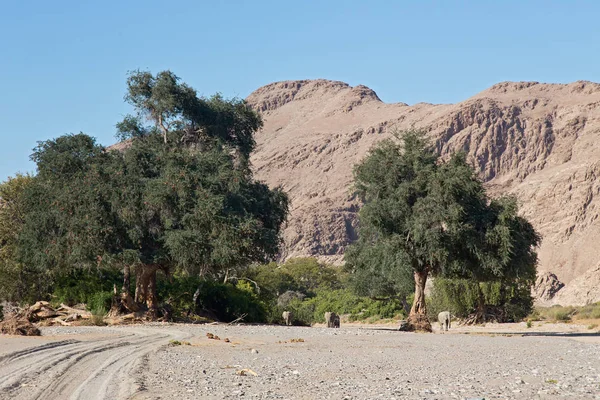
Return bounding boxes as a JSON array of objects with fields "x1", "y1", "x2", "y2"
[{"x1": 0, "y1": 322, "x2": 598, "y2": 399}]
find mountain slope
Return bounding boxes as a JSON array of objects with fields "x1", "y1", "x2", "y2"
[{"x1": 247, "y1": 79, "x2": 600, "y2": 305}]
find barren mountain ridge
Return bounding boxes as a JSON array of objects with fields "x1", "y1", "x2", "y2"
[{"x1": 246, "y1": 79, "x2": 600, "y2": 305}]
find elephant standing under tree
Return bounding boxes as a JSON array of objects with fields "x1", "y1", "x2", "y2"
[
  {"x1": 325, "y1": 312, "x2": 340, "y2": 328},
  {"x1": 282, "y1": 311, "x2": 292, "y2": 326},
  {"x1": 438, "y1": 311, "x2": 451, "y2": 331}
]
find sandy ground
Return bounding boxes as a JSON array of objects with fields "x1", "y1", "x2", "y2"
[{"x1": 0, "y1": 321, "x2": 598, "y2": 399}]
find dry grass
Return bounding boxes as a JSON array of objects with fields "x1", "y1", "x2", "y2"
[{"x1": 530, "y1": 303, "x2": 600, "y2": 323}]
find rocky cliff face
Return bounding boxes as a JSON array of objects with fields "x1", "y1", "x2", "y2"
[{"x1": 246, "y1": 79, "x2": 600, "y2": 305}]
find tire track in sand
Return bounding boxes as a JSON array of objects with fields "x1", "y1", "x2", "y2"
[{"x1": 0, "y1": 327, "x2": 191, "y2": 400}]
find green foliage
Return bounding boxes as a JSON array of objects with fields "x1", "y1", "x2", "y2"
[
  {"x1": 118, "y1": 70, "x2": 261, "y2": 163},
  {"x1": 345, "y1": 129, "x2": 540, "y2": 316},
  {"x1": 87, "y1": 292, "x2": 114, "y2": 314},
  {"x1": 157, "y1": 275, "x2": 267, "y2": 323},
  {"x1": 262, "y1": 287, "x2": 406, "y2": 326},
  {"x1": 0, "y1": 174, "x2": 45, "y2": 303},
  {"x1": 15, "y1": 71, "x2": 288, "y2": 313},
  {"x1": 280, "y1": 258, "x2": 343, "y2": 292},
  {"x1": 242, "y1": 262, "x2": 296, "y2": 299},
  {"x1": 428, "y1": 278, "x2": 533, "y2": 322},
  {"x1": 194, "y1": 281, "x2": 266, "y2": 323},
  {"x1": 243, "y1": 258, "x2": 405, "y2": 325},
  {"x1": 246, "y1": 258, "x2": 344, "y2": 300},
  {"x1": 306, "y1": 289, "x2": 406, "y2": 322},
  {"x1": 283, "y1": 298, "x2": 315, "y2": 326},
  {"x1": 89, "y1": 306, "x2": 107, "y2": 326},
  {"x1": 281, "y1": 289, "x2": 406, "y2": 326},
  {"x1": 51, "y1": 270, "x2": 115, "y2": 312},
  {"x1": 21, "y1": 130, "x2": 288, "y2": 277}
]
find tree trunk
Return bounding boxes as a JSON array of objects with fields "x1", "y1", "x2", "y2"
[
  {"x1": 122, "y1": 264, "x2": 130, "y2": 294},
  {"x1": 158, "y1": 114, "x2": 168, "y2": 143},
  {"x1": 407, "y1": 270, "x2": 432, "y2": 332},
  {"x1": 475, "y1": 283, "x2": 486, "y2": 324},
  {"x1": 146, "y1": 268, "x2": 158, "y2": 319},
  {"x1": 223, "y1": 269, "x2": 230, "y2": 284},
  {"x1": 134, "y1": 266, "x2": 146, "y2": 304},
  {"x1": 109, "y1": 264, "x2": 139, "y2": 316},
  {"x1": 401, "y1": 295, "x2": 411, "y2": 316},
  {"x1": 134, "y1": 264, "x2": 161, "y2": 319}
]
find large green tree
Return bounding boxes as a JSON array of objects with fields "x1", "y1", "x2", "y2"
[
  {"x1": 18, "y1": 71, "x2": 288, "y2": 317},
  {"x1": 345, "y1": 130, "x2": 539, "y2": 331}
]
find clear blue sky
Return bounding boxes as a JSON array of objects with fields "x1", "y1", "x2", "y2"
[{"x1": 2, "y1": 1, "x2": 599, "y2": 181}]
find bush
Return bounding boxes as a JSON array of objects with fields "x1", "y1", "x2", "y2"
[
  {"x1": 90, "y1": 306, "x2": 107, "y2": 326},
  {"x1": 244, "y1": 263, "x2": 297, "y2": 300},
  {"x1": 86, "y1": 291, "x2": 113, "y2": 313},
  {"x1": 272, "y1": 288, "x2": 406, "y2": 325},
  {"x1": 157, "y1": 275, "x2": 267, "y2": 323},
  {"x1": 277, "y1": 290, "x2": 305, "y2": 308},
  {"x1": 245, "y1": 258, "x2": 345, "y2": 300},
  {"x1": 533, "y1": 302, "x2": 600, "y2": 322},
  {"x1": 284, "y1": 298, "x2": 315, "y2": 326},
  {"x1": 51, "y1": 269, "x2": 122, "y2": 307},
  {"x1": 574, "y1": 302, "x2": 600, "y2": 320},
  {"x1": 428, "y1": 278, "x2": 533, "y2": 322},
  {"x1": 280, "y1": 258, "x2": 344, "y2": 292}
]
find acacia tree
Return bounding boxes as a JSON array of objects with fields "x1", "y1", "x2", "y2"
[
  {"x1": 345, "y1": 130, "x2": 539, "y2": 331},
  {"x1": 18, "y1": 71, "x2": 288, "y2": 318}
]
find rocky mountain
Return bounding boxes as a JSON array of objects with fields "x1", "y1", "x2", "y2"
[{"x1": 246, "y1": 79, "x2": 600, "y2": 306}]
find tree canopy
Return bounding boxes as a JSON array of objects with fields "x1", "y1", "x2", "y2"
[
  {"x1": 345, "y1": 130, "x2": 540, "y2": 331},
  {"x1": 117, "y1": 70, "x2": 261, "y2": 167},
  {"x1": 16, "y1": 70, "x2": 289, "y2": 317}
]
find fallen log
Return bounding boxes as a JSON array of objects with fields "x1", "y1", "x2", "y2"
[{"x1": 52, "y1": 317, "x2": 71, "y2": 326}]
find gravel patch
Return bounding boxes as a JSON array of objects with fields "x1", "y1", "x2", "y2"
[{"x1": 139, "y1": 324, "x2": 600, "y2": 399}]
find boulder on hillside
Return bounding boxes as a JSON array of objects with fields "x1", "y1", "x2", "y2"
[{"x1": 533, "y1": 272, "x2": 565, "y2": 302}]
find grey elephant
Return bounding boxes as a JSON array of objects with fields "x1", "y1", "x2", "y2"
[
  {"x1": 282, "y1": 311, "x2": 292, "y2": 326},
  {"x1": 438, "y1": 311, "x2": 451, "y2": 331},
  {"x1": 325, "y1": 312, "x2": 340, "y2": 328}
]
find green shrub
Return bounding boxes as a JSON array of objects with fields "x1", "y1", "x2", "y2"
[
  {"x1": 284, "y1": 298, "x2": 315, "y2": 326},
  {"x1": 90, "y1": 306, "x2": 107, "y2": 326},
  {"x1": 427, "y1": 279, "x2": 481, "y2": 319},
  {"x1": 553, "y1": 308, "x2": 573, "y2": 321},
  {"x1": 51, "y1": 269, "x2": 122, "y2": 307},
  {"x1": 157, "y1": 276, "x2": 267, "y2": 323},
  {"x1": 428, "y1": 278, "x2": 533, "y2": 322},
  {"x1": 534, "y1": 303, "x2": 600, "y2": 322},
  {"x1": 86, "y1": 291, "x2": 113, "y2": 313},
  {"x1": 533, "y1": 305, "x2": 575, "y2": 322},
  {"x1": 245, "y1": 258, "x2": 346, "y2": 301},
  {"x1": 280, "y1": 258, "x2": 344, "y2": 293},
  {"x1": 574, "y1": 302, "x2": 600, "y2": 320},
  {"x1": 272, "y1": 288, "x2": 406, "y2": 325}
]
